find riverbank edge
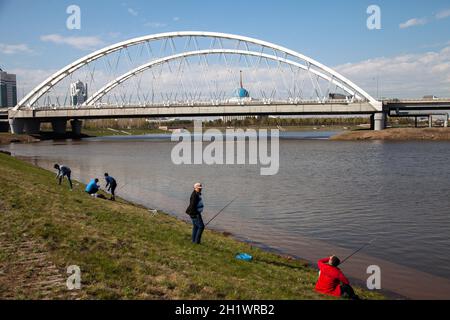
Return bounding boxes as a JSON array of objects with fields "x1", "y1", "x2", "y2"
[
  {"x1": 5, "y1": 127, "x2": 450, "y2": 144},
  {"x1": 331, "y1": 128, "x2": 450, "y2": 141},
  {"x1": 0, "y1": 152, "x2": 385, "y2": 300}
]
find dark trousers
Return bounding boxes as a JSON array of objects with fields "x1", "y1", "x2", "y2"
[
  {"x1": 59, "y1": 172, "x2": 73, "y2": 189},
  {"x1": 109, "y1": 183, "x2": 117, "y2": 200},
  {"x1": 340, "y1": 284, "x2": 359, "y2": 300},
  {"x1": 191, "y1": 215, "x2": 205, "y2": 244}
]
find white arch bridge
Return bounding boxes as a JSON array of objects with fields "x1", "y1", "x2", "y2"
[{"x1": 9, "y1": 31, "x2": 386, "y2": 134}]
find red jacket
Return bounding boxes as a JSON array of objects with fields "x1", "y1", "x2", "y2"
[{"x1": 315, "y1": 257, "x2": 350, "y2": 297}]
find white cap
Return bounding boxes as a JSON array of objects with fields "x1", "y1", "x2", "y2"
[{"x1": 193, "y1": 182, "x2": 203, "y2": 189}]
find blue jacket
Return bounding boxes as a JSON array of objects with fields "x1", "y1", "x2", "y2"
[
  {"x1": 85, "y1": 179, "x2": 99, "y2": 193},
  {"x1": 105, "y1": 176, "x2": 116, "y2": 188}
]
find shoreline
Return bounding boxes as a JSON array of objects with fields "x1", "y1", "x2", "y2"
[
  {"x1": 0, "y1": 155, "x2": 382, "y2": 300},
  {"x1": 3, "y1": 127, "x2": 450, "y2": 145},
  {"x1": 331, "y1": 127, "x2": 450, "y2": 141}
]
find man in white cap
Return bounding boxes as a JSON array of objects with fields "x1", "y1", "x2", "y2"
[{"x1": 185, "y1": 182, "x2": 205, "y2": 244}]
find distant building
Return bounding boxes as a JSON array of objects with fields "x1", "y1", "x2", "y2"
[
  {"x1": 70, "y1": 80, "x2": 88, "y2": 106},
  {"x1": 222, "y1": 115, "x2": 248, "y2": 123},
  {"x1": 0, "y1": 68, "x2": 17, "y2": 108},
  {"x1": 223, "y1": 71, "x2": 252, "y2": 122},
  {"x1": 329, "y1": 93, "x2": 352, "y2": 100}
]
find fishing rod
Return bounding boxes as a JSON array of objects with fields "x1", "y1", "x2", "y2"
[
  {"x1": 205, "y1": 196, "x2": 238, "y2": 227},
  {"x1": 117, "y1": 181, "x2": 130, "y2": 191},
  {"x1": 340, "y1": 237, "x2": 377, "y2": 265}
]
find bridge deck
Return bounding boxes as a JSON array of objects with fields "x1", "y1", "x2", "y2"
[
  {"x1": 9, "y1": 102, "x2": 377, "y2": 121},
  {"x1": 384, "y1": 99, "x2": 450, "y2": 110}
]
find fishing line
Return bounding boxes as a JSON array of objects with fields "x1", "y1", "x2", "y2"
[
  {"x1": 340, "y1": 237, "x2": 378, "y2": 265},
  {"x1": 205, "y1": 196, "x2": 238, "y2": 227}
]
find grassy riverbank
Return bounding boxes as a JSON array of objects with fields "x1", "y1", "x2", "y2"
[
  {"x1": 331, "y1": 128, "x2": 450, "y2": 141},
  {"x1": 0, "y1": 133, "x2": 39, "y2": 144},
  {"x1": 0, "y1": 153, "x2": 383, "y2": 300}
]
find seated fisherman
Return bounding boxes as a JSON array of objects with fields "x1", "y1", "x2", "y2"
[{"x1": 315, "y1": 255, "x2": 359, "y2": 300}]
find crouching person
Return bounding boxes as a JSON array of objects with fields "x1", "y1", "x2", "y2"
[
  {"x1": 315, "y1": 255, "x2": 359, "y2": 300},
  {"x1": 85, "y1": 178, "x2": 100, "y2": 197}
]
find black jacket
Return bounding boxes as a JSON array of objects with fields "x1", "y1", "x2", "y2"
[{"x1": 186, "y1": 190, "x2": 202, "y2": 217}]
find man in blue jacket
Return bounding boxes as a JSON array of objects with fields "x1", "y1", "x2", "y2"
[
  {"x1": 185, "y1": 182, "x2": 205, "y2": 244},
  {"x1": 85, "y1": 178, "x2": 100, "y2": 196},
  {"x1": 54, "y1": 164, "x2": 73, "y2": 190},
  {"x1": 104, "y1": 173, "x2": 117, "y2": 201}
]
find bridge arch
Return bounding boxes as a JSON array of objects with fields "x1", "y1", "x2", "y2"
[
  {"x1": 14, "y1": 31, "x2": 380, "y2": 111},
  {"x1": 86, "y1": 49, "x2": 362, "y2": 106}
]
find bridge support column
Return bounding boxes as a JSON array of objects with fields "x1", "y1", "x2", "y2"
[
  {"x1": 374, "y1": 112, "x2": 386, "y2": 131},
  {"x1": 70, "y1": 119, "x2": 82, "y2": 136},
  {"x1": 8, "y1": 118, "x2": 25, "y2": 134},
  {"x1": 23, "y1": 119, "x2": 41, "y2": 134},
  {"x1": 52, "y1": 120, "x2": 67, "y2": 135},
  {"x1": 429, "y1": 116, "x2": 433, "y2": 128}
]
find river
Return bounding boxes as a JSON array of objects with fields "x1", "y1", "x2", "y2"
[{"x1": 2, "y1": 131, "x2": 450, "y2": 299}]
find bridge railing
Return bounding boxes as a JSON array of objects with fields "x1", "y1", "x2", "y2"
[{"x1": 20, "y1": 98, "x2": 370, "y2": 111}]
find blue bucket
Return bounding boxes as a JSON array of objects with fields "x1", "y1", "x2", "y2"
[{"x1": 235, "y1": 253, "x2": 253, "y2": 261}]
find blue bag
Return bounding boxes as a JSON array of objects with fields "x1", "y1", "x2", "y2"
[{"x1": 235, "y1": 253, "x2": 253, "y2": 261}]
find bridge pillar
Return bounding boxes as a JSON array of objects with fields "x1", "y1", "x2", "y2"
[
  {"x1": 70, "y1": 119, "x2": 83, "y2": 136},
  {"x1": 52, "y1": 120, "x2": 67, "y2": 135},
  {"x1": 23, "y1": 119, "x2": 41, "y2": 134},
  {"x1": 8, "y1": 118, "x2": 25, "y2": 134},
  {"x1": 374, "y1": 112, "x2": 386, "y2": 131}
]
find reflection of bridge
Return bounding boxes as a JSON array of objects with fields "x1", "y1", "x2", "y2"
[{"x1": 6, "y1": 31, "x2": 449, "y2": 134}]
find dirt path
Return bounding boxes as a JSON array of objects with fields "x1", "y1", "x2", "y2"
[{"x1": 0, "y1": 233, "x2": 79, "y2": 299}]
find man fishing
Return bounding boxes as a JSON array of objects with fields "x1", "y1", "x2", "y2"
[
  {"x1": 104, "y1": 173, "x2": 117, "y2": 201},
  {"x1": 85, "y1": 178, "x2": 100, "y2": 197},
  {"x1": 54, "y1": 164, "x2": 73, "y2": 190},
  {"x1": 185, "y1": 182, "x2": 205, "y2": 244},
  {"x1": 315, "y1": 255, "x2": 359, "y2": 300}
]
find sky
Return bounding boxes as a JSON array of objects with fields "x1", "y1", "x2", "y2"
[{"x1": 1, "y1": 0, "x2": 450, "y2": 99}]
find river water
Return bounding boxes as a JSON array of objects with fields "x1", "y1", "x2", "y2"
[{"x1": 2, "y1": 131, "x2": 450, "y2": 299}]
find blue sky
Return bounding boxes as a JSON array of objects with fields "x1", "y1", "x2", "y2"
[{"x1": 1, "y1": 0, "x2": 450, "y2": 98}]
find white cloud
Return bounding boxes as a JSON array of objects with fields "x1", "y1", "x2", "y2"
[
  {"x1": 127, "y1": 8, "x2": 138, "y2": 16},
  {"x1": 436, "y1": 9, "x2": 450, "y2": 20},
  {"x1": 399, "y1": 18, "x2": 428, "y2": 29},
  {"x1": 144, "y1": 21, "x2": 167, "y2": 28},
  {"x1": 335, "y1": 46, "x2": 450, "y2": 98},
  {"x1": 9, "y1": 68, "x2": 57, "y2": 100},
  {"x1": 0, "y1": 43, "x2": 33, "y2": 55},
  {"x1": 40, "y1": 34, "x2": 105, "y2": 51}
]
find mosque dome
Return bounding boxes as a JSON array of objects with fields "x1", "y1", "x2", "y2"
[
  {"x1": 235, "y1": 87, "x2": 250, "y2": 98},
  {"x1": 234, "y1": 70, "x2": 250, "y2": 99}
]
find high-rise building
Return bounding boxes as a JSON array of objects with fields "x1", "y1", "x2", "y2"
[
  {"x1": 0, "y1": 68, "x2": 17, "y2": 108},
  {"x1": 70, "y1": 80, "x2": 88, "y2": 106}
]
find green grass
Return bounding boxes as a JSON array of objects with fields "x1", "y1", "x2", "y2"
[{"x1": 0, "y1": 153, "x2": 384, "y2": 300}]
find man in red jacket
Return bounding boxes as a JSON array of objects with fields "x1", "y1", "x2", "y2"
[{"x1": 315, "y1": 255, "x2": 359, "y2": 300}]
